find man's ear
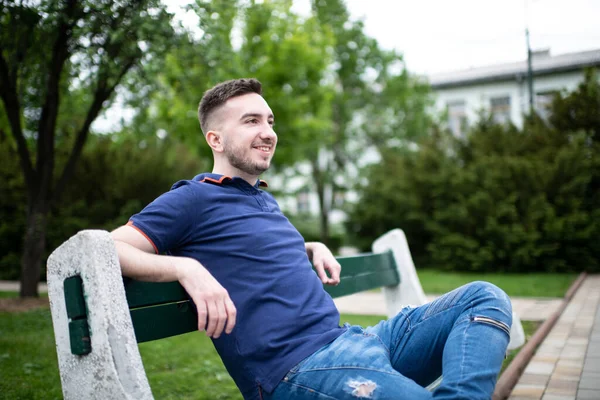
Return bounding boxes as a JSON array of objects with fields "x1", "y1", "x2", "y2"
[{"x1": 205, "y1": 130, "x2": 224, "y2": 152}]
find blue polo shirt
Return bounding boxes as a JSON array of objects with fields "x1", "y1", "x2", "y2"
[{"x1": 128, "y1": 173, "x2": 346, "y2": 397}]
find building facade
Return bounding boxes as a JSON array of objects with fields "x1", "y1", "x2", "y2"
[{"x1": 429, "y1": 48, "x2": 600, "y2": 136}]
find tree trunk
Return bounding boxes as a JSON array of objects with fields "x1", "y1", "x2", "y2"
[
  {"x1": 19, "y1": 201, "x2": 49, "y2": 298},
  {"x1": 319, "y1": 206, "x2": 330, "y2": 246}
]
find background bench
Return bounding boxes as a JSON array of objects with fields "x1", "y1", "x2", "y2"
[{"x1": 47, "y1": 229, "x2": 522, "y2": 399}]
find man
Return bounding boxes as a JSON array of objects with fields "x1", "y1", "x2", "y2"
[{"x1": 111, "y1": 78, "x2": 513, "y2": 400}]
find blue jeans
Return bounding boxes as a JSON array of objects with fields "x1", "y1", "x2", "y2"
[{"x1": 262, "y1": 281, "x2": 512, "y2": 400}]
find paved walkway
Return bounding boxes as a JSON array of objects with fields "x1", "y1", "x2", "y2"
[
  {"x1": 333, "y1": 291, "x2": 563, "y2": 322},
  {"x1": 0, "y1": 280, "x2": 47, "y2": 292},
  {"x1": 509, "y1": 275, "x2": 600, "y2": 400}
]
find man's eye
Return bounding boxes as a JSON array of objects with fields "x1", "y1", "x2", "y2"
[
  {"x1": 268, "y1": 120, "x2": 275, "y2": 127},
  {"x1": 247, "y1": 119, "x2": 258, "y2": 124}
]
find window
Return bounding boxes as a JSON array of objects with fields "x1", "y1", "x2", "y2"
[
  {"x1": 490, "y1": 96, "x2": 511, "y2": 124},
  {"x1": 535, "y1": 91, "x2": 556, "y2": 121},
  {"x1": 447, "y1": 100, "x2": 468, "y2": 137}
]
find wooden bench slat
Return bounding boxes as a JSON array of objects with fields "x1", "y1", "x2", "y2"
[
  {"x1": 125, "y1": 280, "x2": 189, "y2": 309},
  {"x1": 64, "y1": 276, "x2": 87, "y2": 319},
  {"x1": 131, "y1": 301, "x2": 198, "y2": 343},
  {"x1": 124, "y1": 251, "x2": 398, "y2": 310},
  {"x1": 336, "y1": 251, "x2": 398, "y2": 276},
  {"x1": 130, "y1": 269, "x2": 400, "y2": 343},
  {"x1": 126, "y1": 250, "x2": 399, "y2": 343},
  {"x1": 325, "y1": 269, "x2": 399, "y2": 298}
]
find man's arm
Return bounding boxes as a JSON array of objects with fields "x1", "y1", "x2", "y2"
[
  {"x1": 305, "y1": 242, "x2": 341, "y2": 286},
  {"x1": 111, "y1": 225, "x2": 236, "y2": 338}
]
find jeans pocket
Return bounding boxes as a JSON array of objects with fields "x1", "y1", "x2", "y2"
[{"x1": 472, "y1": 316, "x2": 511, "y2": 336}]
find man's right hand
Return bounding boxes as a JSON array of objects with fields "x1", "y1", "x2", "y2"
[
  {"x1": 112, "y1": 225, "x2": 236, "y2": 339},
  {"x1": 176, "y1": 259, "x2": 237, "y2": 339}
]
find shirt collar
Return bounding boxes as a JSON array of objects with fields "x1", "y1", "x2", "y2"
[{"x1": 195, "y1": 173, "x2": 268, "y2": 188}]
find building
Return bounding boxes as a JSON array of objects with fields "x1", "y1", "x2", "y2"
[{"x1": 429, "y1": 48, "x2": 600, "y2": 136}]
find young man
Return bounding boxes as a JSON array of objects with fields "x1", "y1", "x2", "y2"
[{"x1": 111, "y1": 78, "x2": 513, "y2": 400}]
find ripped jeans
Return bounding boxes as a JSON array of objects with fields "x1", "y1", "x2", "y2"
[{"x1": 263, "y1": 281, "x2": 512, "y2": 400}]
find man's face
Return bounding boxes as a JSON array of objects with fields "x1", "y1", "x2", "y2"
[{"x1": 216, "y1": 93, "x2": 277, "y2": 177}]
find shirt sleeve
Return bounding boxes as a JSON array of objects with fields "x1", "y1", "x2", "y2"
[{"x1": 128, "y1": 183, "x2": 198, "y2": 254}]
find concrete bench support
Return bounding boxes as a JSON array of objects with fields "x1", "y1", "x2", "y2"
[{"x1": 47, "y1": 230, "x2": 153, "y2": 400}]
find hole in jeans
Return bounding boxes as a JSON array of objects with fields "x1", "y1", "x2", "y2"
[{"x1": 347, "y1": 378, "x2": 377, "y2": 398}]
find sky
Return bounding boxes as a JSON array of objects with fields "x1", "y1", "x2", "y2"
[
  {"x1": 95, "y1": 0, "x2": 600, "y2": 132},
  {"x1": 294, "y1": 0, "x2": 600, "y2": 75}
]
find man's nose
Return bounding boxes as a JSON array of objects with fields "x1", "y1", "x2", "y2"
[{"x1": 260, "y1": 125, "x2": 277, "y2": 141}]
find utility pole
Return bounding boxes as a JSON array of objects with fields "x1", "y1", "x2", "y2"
[
  {"x1": 526, "y1": 27, "x2": 535, "y2": 113},
  {"x1": 524, "y1": 0, "x2": 535, "y2": 114}
]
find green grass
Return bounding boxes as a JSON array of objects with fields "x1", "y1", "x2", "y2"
[
  {"x1": 417, "y1": 270, "x2": 577, "y2": 298},
  {"x1": 0, "y1": 307, "x2": 541, "y2": 399},
  {"x1": 502, "y1": 320, "x2": 540, "y2": 374},
  {"x1": 0, "y1": 309, "x2": 63, "y2": 400},
  {"x1": 0, "y1": 309, "x2": 386, "y2": 400}
]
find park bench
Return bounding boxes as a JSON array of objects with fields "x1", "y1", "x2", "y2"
[{"x1": 47, "y1": 228, "x2": 524, "y2": 399}]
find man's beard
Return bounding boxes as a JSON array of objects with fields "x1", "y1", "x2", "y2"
[{"x1": 224, "y1": 141, "x2": 271, "y2": 176}]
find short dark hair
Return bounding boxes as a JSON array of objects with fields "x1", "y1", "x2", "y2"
[{"x1": 198, "y1": 78, "x2": 263, "y2": 134}]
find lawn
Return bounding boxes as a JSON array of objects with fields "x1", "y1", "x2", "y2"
[
  {"x1": 417, "y1": 270, "x2": 577, "y2": 298},
  {"x1": 0, "y1": 308, "x2": 539, "y2": 400}
]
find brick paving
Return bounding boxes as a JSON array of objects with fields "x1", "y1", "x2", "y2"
[{"x1": 509, "y1": 275, "x2": 600, "y2": 400}]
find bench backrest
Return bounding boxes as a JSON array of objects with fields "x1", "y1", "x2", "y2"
[{"x1": 64, "y1": 250, "x2": 399, "y2": 352}]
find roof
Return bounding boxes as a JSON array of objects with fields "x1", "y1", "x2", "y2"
[{"x1": 429, "y1": 48, "x2": 600, "y2": 89}]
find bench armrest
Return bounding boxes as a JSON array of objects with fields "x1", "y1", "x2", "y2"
[{"x1": 47, "y1": 230, "x2": 153, "y2": 400}]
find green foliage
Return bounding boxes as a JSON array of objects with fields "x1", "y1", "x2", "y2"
[
  {"x1": 0, "y1": 134, "x2": 206, "y2": 280},
  {"x1": 286, "y1": 214, "x2": 345, "y2": 252},
  {"x1": 347, "y1": 70, "x2": 600, "y2": 273}
]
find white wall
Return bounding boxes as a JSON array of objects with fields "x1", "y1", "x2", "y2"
[{"x1": 433, "y1": 69, "x2": 592, "y2": 130}]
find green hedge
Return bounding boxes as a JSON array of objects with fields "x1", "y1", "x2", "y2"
[
  {"x1": 0, "y1": 134, "x2": 206, "y2": 280},
  {"x1": 347, "y1": 69, "x2": 600, "y2": 273}
]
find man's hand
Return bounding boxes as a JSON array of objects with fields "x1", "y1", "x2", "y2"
[
  {"x1": 112, "y1": 226, "x2": 237, "y2": 339},
  {"x1": 176, "y1": 259, "x2": 237, "y2": 339},
  {"x1": 306, "y1": 242, "x2": 341, "y2": 286}
]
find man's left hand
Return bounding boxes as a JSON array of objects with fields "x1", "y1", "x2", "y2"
[{"x1": 306, "y1": 242, "x2": 341, "y2": 286}]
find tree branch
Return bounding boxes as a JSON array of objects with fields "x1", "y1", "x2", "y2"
[
  {"x1": 0, "y1": 47, "x2": 35, "y2": 188},
  {"x1": 53, "y1": 58, "x2": 137, "y2": 201}
]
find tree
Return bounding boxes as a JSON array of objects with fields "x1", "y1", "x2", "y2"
[
  {"x1": 0, "y1": 0, "x2": 174, "y2": 297},
  {"x1": 307, "y1": 0, "x2": 432, "y2": 243}
]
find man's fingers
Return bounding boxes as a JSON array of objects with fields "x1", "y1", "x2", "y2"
[
  {"x1": 313, "y1": 260, "x2": 329, "y2": 284},
  {"x1": 205, "y1": 299, "x2": 218, "y2": 337},
  {"x1": 196, "y1": 300, "x2": 208, "y2": 332},
  {"x1": 212, "y1": 300, "x2": 227, "y2": 339},
  {"x1": 225, "y1": 298, "x2": 237, "y2": 334},
  {"x1": 328, "y1": 262, "x2": 341, "y2": 285}
]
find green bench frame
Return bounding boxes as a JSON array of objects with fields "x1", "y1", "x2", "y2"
[{"x1": 64, "y1": 250, "x2": 399, "y2": 354}]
